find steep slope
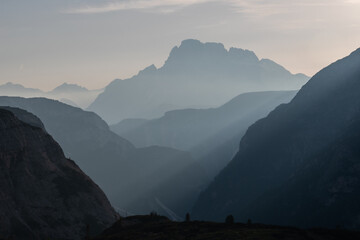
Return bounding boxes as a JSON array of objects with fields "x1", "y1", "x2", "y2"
[
  {"x1": 0, "y1": 106, "x2": 45, "y2": 130},
  {"x1": 0, "y1": 97, "x2": 200, "y2": 218},
  {"x1": 88, "y1": 39, "x2": 308, "y2": 123},
  {"x1": 110, "y1": 91, "x2": 297, "y2": 217},
  {"x1": 0, "y1": 109, "x2": 117, "y2": 239},
  {"x1": 243, "y1": 119, "x2": 360, "y2": 228},
  {"x1": 192, "y1": 48, "x2": 360, "y2": 229},
  {"x1": 111, "y1": 91, "x2": 297, "y2": 152}
]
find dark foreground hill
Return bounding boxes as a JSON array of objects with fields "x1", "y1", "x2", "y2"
[
  {"x1": 93, "y1": 215, "x2": 360, "y2": 240},
  {"x1": 192, "y1": 48, "x2": 360, "y2": 228},
  {"x1": 0, "y1": 108, "x2": 117, "y2": 239}
]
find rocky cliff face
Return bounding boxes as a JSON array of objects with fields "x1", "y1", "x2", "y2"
[
  {"x1": 192, "y1": 48, "x2": 360, "y2": 228},
  {"x1": 0, "y1": 109, "x2": 117, "y2": 239}
]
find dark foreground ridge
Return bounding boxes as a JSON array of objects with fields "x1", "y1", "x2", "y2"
[
  {"x1": 0, "y1": 108, "x2": 117, "y2": 239},
  {"x1": 94, "y1": 215, "x2": 360, "y2": 240}
]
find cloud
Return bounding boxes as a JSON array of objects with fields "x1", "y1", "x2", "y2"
[
  {"x1": 64, "y1": 0, "x2": 213, "y2": 14},
  {"x1": 63, "y1": 0, "x2": 360, "y2": 15}
]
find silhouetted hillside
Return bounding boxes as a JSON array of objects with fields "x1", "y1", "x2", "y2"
[
  {"x1": 0, "y1": 97, "x2": 202, "y2": 219},
  {"x1": 94, "y1": 215, "x2": 360, "y2": 240},
  {"x1": 192, "y1": 48, "x2": 360, "y2": 229},
  {"x1": 111, "y1": 91, "x2": 297, "y2": 191},
  {"x1": 89, "y1": 39, "x2": 308, "y2": 123},
  {"x1": 0, "y1": 108, "x2": 117, "y2": 239},
  {"x1": 112, "y1": 90, "x2": 296, "y2": 153}
]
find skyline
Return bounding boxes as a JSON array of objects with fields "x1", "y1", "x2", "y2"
[{"x1": 1, "y1": 0, "x2": 360, "y2": 90}]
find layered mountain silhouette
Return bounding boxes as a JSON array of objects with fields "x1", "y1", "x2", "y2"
[
  {"x1": 0, "y1": 108, "x2": 117, "y2": 239},
  {"x1": 192, "y1": 48, "x2": 360, "y2": 229},
  {"x1": 50, "y1": 82, "x2": 88, "y2": 93},
  {"x1": 109, "y1": 91, "x2": 299, "y2": 218},
  {"x1": 0, "y1": 97, "x2": 203, "y2": 219},
  {"x1": 48, "y1": 83, "x2": 102, "y2": 108},
  {"x1": 0, "y1": 82, "x2": 102, "y2": 108},
  {"x1": 88, "y1": 39, "x2": 309, "y2": 123},
  {"x1": 111, "y1": 91, "x2": 297, "y2": 151},
  {"x1": 111, "y1": 91, "x2": 297, "y2": 183},
  {"x1": 0, "y1": 82, "x2": 43, "y2": 96}
]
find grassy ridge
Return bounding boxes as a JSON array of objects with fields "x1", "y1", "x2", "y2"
[{"x1": 94, "y1": 215, "x2": 360, "y2": 240}]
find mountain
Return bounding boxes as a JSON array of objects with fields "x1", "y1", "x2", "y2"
[
  {"x1": 0, "y1": 106, "x2": 45, "y2": 130},
  {"x1": 110, "y1": 91, "x2": 297, "y2": 217},
  {"x1": 88, "y1": 39, "x2": 309, "y2": 123},
  {"x1": 111, "y1": 91, "x2": 297, "y2": 152},
  {"x1": 49, "y1": 83, "x2": 102, "y2": 108},
  {"x1": 0, "y1": 82, "x2": 103, "y2": 108},
  {"x1": 0, "y1": 82, "x2": 43, "y2": 97},
  {"x1": 0, "y1": 97, "x2": 201, "y2": 219},
  {"x1": 50, "y1": 83, "x2": 89, "y2": 93},
  {"x1": 0, "y1": 108, "x2": 117, "y2": 239},
  {"x1": 192, "y1": 48, "x2": 360, "y2": 229}
]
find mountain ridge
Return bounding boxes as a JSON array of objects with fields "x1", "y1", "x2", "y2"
[
  {"x1": 88, "y1": 39, "x2": 309, "y2": 123},
  {"x1": 0, "y1": 96, "x2": 204, "y2": 219},
  {"x1": 0, "y1": 108, "x2": 117, "y2": 239},
  {"x1": 192, "y1": 47, "x2": 360, "y2": 229}
]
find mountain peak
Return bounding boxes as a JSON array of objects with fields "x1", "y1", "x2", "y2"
[
  {"x1": 165, "y1": 39, "x2": 227, "y2": 65},
  {"x1": 138, "y1": 64, "x2": 157, "y2": 76},
  {"x1": 51, "y1": 83, "x2": 88, "y2": 93},
  {"x1": 0, "y1": 82, "x2": 43, "y2": 93},
  {"x1": 228, "y1": 47, "x2": 259, "y2": 63},
  {"x1": 179, "y1": 39, "x2": 203, "y2": 48}
]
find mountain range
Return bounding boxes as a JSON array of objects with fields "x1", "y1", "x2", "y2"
[
  {"x1": 0, "y1": 107, "x2": 117, "y2": 239},
  {"x1": 0, "y1": 82, "x2": 102, "y2": 108},
  {"x1": 111, "y1": 91, "x2": 297, "y2": 151},
  {"x1": 88, "y1": 39, "x2": 309, "y2": 123},
  {"x1": 111, "y1": 91, "x2": 297, "y2": 183},
  {"x1": 192, "y1": 48, "x2": 360, "y2": 229},
  {"x1": 0, "y1": 97, "x2": 205, "y2": 219}
]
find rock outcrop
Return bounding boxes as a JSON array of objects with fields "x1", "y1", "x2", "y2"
[{"x1": 0, "y1": 109, "x2": 117, "y2": 239}]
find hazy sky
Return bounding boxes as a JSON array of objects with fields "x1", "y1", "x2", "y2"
[{"x1": 1, "y1": 0, "x2": 360, "y2": 90}]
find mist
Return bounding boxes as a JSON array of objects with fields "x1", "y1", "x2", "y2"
[{"x1": 1, "y1": 1, "x2": 360, "y2": 239}]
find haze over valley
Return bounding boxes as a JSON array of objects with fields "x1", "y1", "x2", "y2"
[{"x1": 1, "y1": 1, "x2": 360, "y2": 239}]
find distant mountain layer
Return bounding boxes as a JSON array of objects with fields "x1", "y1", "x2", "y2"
[
  {"x1": 0, "y1": 82, "x2": 43, "y2": 95},
  {"x1": 0, "y1": 108, "x2": 117, "y2": 239},
  {"x1": 0, "y1": 97, "x2": 204, "y2": 219},
  {"x1": 50, "y1": 82, "x2": 88, "y2": 93},
  {"x1": 111, "y1": 91, "x2": 297, "y2": 186},
  {"x1": 0, "y1": 82, "x2": 102, "y2": 108},
  {"x1": 112, "y1": 91, "x2": 297, "y2": 151},
  {"x1": 192, "y1": 48, "x2": 360, "y2": 229},
  {"x1": 88, "y1": 39, "x2": 309, "y2": 123}
]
